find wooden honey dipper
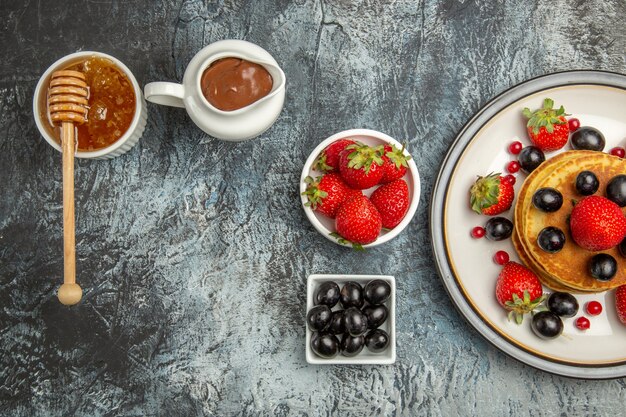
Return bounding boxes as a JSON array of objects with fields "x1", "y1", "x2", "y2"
[{"x1": 47, "y1": 70, "x2": 89, "y2": 305}]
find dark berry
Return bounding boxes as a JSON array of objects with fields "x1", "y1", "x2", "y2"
[
  {"x1": 606, "y1": 175, "x2": 626, "y2": 207},
  {"x1": 328, "y1": 310, "x2": 345, "y2": 334},
  {"x1": 507, "y1": 161, "x2": 520, "y2": 173},
  {"x1": 485, "y1": 217, "x2": 513, "y2": 241},
  {"x1": 568, "y1": 118, "x2": 580, "y2": 132},
  {"x1": 363, "y1": 279, "x2": 391, "y2": 305},
  {"x1": 343, "y1": 307, "x2": 368, "y2": 336},
  {"x1": 547, "y1": 292, "x2": 579, "y2": 318},
  {"x1": 362, "y1": 304, "x2": 388, "y2": 329},
  {"x1": 307, "y1": 305, "x2": 332, "y2": 332},
  {"x1": 340, "y1": 334, "x2": 364, "y2": 357},
  {"x1": 537, "y1": 226, "x2": 566, "y2": 253},
  {"x1": 532, "y1": 188, "x2": 563, "y2": 212},
  {"x1": 575, "y1": 171, "x2": 599, "y2": 196},
  {"x1": 531, "y1": 311, "x2": 564, "y2": 340},
  {"x1": 364, "y1": 329, "x2": 390, "y2": 353},
  {"x1": 311, "y1": 332, "x2": 339, "y2": 358},
  {"x1": 610, "y1": 147, "x2": 625, "y2": 158},
  {"x1": 315, "y1": 281, "x2": 340, "y2": 307},
  {"x1": 493, "y1": 250, "x2": 509, "y2": 265},
  {"x1": 509, "y1": 141, "x2": 523, "y2": 155},
  {"x1": 575, "y1": 317, "x2": 590, "y2": 330},
  {"x1": 571, "y1": 126, "x2": 605, "y2": 151},
  {"x1": 619, "y1": 238, "x2": 626, "y2": 258},
  {"x1": 471, "y1": 226, "x2": 486, "y2": 239},
  {"x1": 585, "y1": 301, "x2": 602, "y2": 316},
  {"x1": 518, "y1": 146, "x2": 546, "y2": 174},
  {"x1": 340, "y1": 282, "x2": 364, "y2": 308},
  {"x1": 590, "y1": 254, "x2": 617, "y2": 281}
]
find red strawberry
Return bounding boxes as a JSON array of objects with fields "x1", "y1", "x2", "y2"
[
  {"x1": 570, "y1": 196, "x2": 626, "y2": 251},
  {"x1": 302, "y1": 173, "x2": 361, "y2": 219},
  {"x1": 370, "y1": 179, "x2": 410, "y2": 228},
  {"x1": 313, "y1": 139, "x2": 356, "y2": 172},
  {"x1": 380, "y1": 144, "x2": 412, "y2": 184},
  {"x1": 333, "y1": 194, "x2": 382, "y2": 249},
  {"x1": 615, "y1": 285, "x2": 626, "y2": 325},
  {"x1": 522, "y1": 98, "x2": 570, "y2": 151},
  {"x1": 338, "y1": 142, "x2": 385, "y2": 190},
  {"x1": 469, "y1": 173, "x2": 515, "y2": 215},
  {"x1": 495, "y1": 262, "x2": 545, "y2": 324}
]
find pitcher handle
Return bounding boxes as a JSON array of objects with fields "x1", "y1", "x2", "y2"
[{"x1": 144, "y1": 82, "x2": 186, "y2": 108}]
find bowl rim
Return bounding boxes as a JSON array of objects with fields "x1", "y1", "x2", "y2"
[
  {"x1": 32, "y1": 50, "x2": 144, "y2": 159},
  {"x1": 305, "y1": 274, "x2": 396, "y2": 365},
  {"x1": 299, "y1": 128, "x2": 420, "y2": 248}
]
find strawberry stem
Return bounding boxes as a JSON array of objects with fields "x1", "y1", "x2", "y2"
[
  {"x1": 504, "y1": 291, "x2": 546, "y2": 325},
  {"x1": 330, "y1": 232, "x2": 365, "y2": 251},
  {"x1": 345, "y1": 142, "x2": 384, "y2": 174},
  {"x1": 385, "y1": 143, "x2": 412, "y2": 169},
  {"x1": 302, "y1": 176, "x2": 328, "y2": 209},
  {"x1": 523, "y1": 98, "x2": 569, "y2": 135},
  {"x1": 469, "y1": 173, "x2": 502, "y2": 214}
]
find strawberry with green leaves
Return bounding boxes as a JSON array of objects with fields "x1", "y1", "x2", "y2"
[
  {"x1": 470, "y1": 173, "x2": 515, "y2": 215},
  {"x1": 333, "y1": 194, "x2": 382, "y2": 249},
  {"x1": 370, "y1": 179, "x2": 409, "y2": 228},
  {"x1": 338, "y1": 142, "x2": 385, "y2": 189},
  {"x1": 302, "y1": 173, "x2": 360, "y2": 219},
  {"x1": 495, "y1": 261, "x2": 545, "y2": 324},
  {"x1": 380, "y1": 144, "x2": 412, "y2": 184},
  {"x1": 522, "y1": 98, "x2": 570, "y2": 151},
  {"x1": 313, "y1": 139, "x2": 356, "y2": 172}
]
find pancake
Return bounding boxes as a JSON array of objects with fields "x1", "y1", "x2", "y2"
[
  {"x1": 513, "y1": 151, "x2": 592, "y2": 291},
  {"x1": 511, "y1": 230, "x2": 590, "y2": 293},
  {"x1": 522, "y1": 152, "x2": 626, "y2": 292},
  {"x1": 512, "y1": 151, "x2": 626, "y2": 292},
  {"x1": 512, "y1": 151, "x2": 593, "y2": 291}
]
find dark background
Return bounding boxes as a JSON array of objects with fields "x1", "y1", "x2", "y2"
[{"x1": 1, "y1": 0, "x2": 625, "y2": 415}]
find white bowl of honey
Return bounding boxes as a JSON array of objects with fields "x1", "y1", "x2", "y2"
[{"x1": 33, "y1": 51, "x2": 147, "y2": 159}]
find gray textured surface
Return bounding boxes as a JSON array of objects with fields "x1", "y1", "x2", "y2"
[{"x1": 1, "y1": 0, "x2": 626, "y2": 415}]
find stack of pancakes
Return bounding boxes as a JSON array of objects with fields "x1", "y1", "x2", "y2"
[{"x1": 513, "y1": 150, "x2": 626, "y2": 293}]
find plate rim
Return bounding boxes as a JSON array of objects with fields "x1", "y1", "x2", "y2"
[{"x1": 430, "y1": 69, "x2": 626, "y2": 380}]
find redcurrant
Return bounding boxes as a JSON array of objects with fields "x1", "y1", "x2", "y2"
[
  {"x1": 585, "y1": 301, "x2": 602, "y2": 316},
  {"x1": 568, "y1": 118, "x2": 580, "y2": 132},
  {"x1": 493, "y1": 250, "x2": 510, "y2": 265},
  {"x1": 575, "y1": 316, "x2": 590, "y2": 330},
  {"x1": 504, "y1": 174, "x2": 516, "y2": 186},
  {"x1": 509, "y1": 141, "x2": 523, "y2": 155},
  {"x1": 471, "y1": 226, "x2": 486, "y2": 239},
  {"x1": 610, "y1": 147, "x2": 625, "y2": 158},
  {"x1": 507, "y1": 161, "x2": 520, "y2": 174}
]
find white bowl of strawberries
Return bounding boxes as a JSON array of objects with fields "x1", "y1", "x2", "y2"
[{"x1": 300, "y1": 129, "x2": 420, "y2": 248}]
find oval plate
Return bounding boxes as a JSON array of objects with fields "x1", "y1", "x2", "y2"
[{"x1": 430, "y1": 70, "x2": 626, "y2": 379}]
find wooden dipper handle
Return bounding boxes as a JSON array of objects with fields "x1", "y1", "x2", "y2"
[{"x1": 47, "y1": 70, "x2": 88, "y2": 306}]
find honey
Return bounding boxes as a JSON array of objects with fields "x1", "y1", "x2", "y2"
[{"x1": 49, "y1": 57, "x2": 136, "y2": 151}]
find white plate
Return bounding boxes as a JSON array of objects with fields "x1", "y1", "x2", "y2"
[
  {"x1": 300, "y1": 129, "x2": 420, "y2": 248},
  {"x1": 430, "y1": 71, "x2": 626, "y2": 379},
  {"x1": 306, "y1": 274, "x2": 396, "y2": 365}
]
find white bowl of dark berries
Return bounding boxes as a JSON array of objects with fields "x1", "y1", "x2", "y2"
[
  {"x1": 300, "y1": 129, "x2": 420, "y2": 249},
  {"x1": 306, "y1": 274, "x2": 396, "y2": 364}
]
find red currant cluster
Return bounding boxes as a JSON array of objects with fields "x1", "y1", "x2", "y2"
[{"x1": 575, "y1": 301, "x2": 603, "y2": 330}]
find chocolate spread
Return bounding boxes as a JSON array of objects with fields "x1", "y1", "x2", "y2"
[{"x1": 200, "y1": 58, "x2": 273, "y2": 111}]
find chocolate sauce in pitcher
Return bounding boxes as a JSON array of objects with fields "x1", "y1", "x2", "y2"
[{"x1": 200, "y1": 58, "x2": 273, "y2": 111}]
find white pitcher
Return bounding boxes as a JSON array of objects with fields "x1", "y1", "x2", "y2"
[{"x1": 144, "y1": 40, "x2": 286, "y2": 142}]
